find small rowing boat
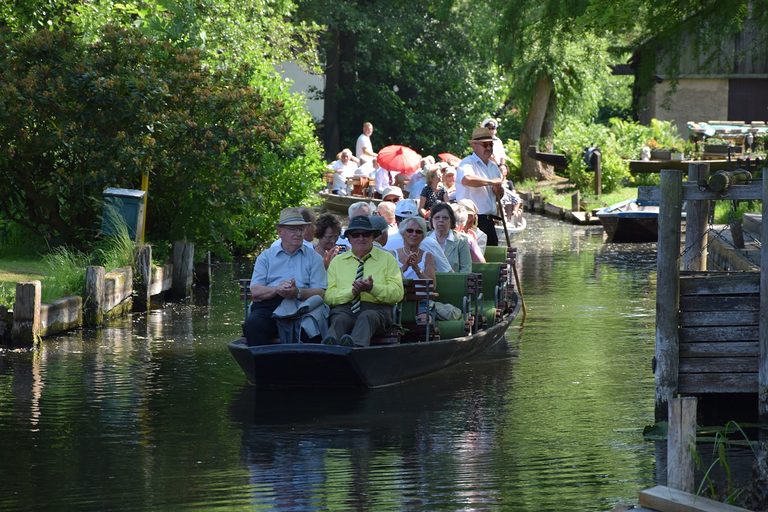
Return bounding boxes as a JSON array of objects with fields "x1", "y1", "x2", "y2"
[{"x1": 595, "y1": 198, "x2": 659, "y2": 243}]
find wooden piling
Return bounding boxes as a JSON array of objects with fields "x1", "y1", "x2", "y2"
[
  {"x1": 193, "y1": 250, "x2": 211, "y2": 287},
  {"x1": 667, "y1": 397, "x2": 697, "y2": 493},
  {"x1": 134, "y1": 244, "x2": 152, "y2": 312},
  {"x1": 571, "y1": 191, "x2": 580, "y2": 212},
  {"x1": 655, "y1": 169, "x2": 684, "y2": 421},
  {"x1": 84, "y1": 266, "x2": 105, "y2": 326},
  {"x1": 10, "y1": 281, "x2": 41, "y2": 347},
  {"x1": 171, "y1": 240, "x2": 194, "y2": 299},
  {"x1": 760, "y1": 168, "x2": 768, "y2": 420},
  {"x1": 682, "y1": 163, "x2": 709, "y2": 272}
]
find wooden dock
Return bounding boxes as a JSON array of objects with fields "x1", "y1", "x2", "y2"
[{"x1": 653, "y1": 164, "x2": 768, "y2": 421}]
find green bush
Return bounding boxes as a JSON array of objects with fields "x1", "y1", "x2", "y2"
[
  {"x1": 0, "y1": 26, "x2": 325, "y2": 257},
  {"x1": 553, "y1": 118, "x2": 685, "y2": 194}
]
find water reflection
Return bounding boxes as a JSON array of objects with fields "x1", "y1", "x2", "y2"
[
  {"x1": 0, "y1": 216, "x2": 695, "y2": 511},
  {"x1": 231, "y1": 342, "x2": 518, "y2": 511}
]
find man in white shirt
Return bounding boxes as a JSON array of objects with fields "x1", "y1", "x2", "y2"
[
  {"x1": 355, "y1": 122, "x2": 377, "y2": 164},
  {"x1": 327, "y1": 148, "x2": 357, "y2": 195},
  {"x1": 455, "y1": 127, "x2": 504, "y2": 246}
]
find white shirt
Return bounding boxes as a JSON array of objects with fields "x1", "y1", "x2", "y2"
[
  {"x1": 407, "y1": 172, "x2": 426, "y2": 199},
  {"x1": 455, "y1": 153, "x2": 502, "y2": 215},
  {"x1": 328, "y1": 159, "x2": 357, "y2": 191},
  {"x1": 356, "y1": 133, "x2": 373, "y2": 161},
  {"x1": 374, "y1": 167, "x2": 393, "y2": 194}
]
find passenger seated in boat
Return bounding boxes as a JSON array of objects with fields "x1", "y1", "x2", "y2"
[
  {"x1": 418, "y1": 166, "x2": 446, "y2": 219},
  {"x1": 369, "y1": 215, "x2": 390, "y2": 249},
  {"x1": 376, "y1": 201, "x2": 399, "y2": 239},
  {"x1": 426, "y1": 202, "x2": 472, "y2": 273},
  {"x1": 443, "y1": 166, "x2": 457, "y2": 202},
  {"x1": 313, "y1": 213, "x2": 342, "y2": 270},
  {"x1": 392, "y1": 215, "x2": 436, "y2": 281},
  {"x1": 327, "y1": 148, "x2": 358, "y2": 195},
  {"x1": 384, "y1": 199, "x2": 452, "y2": 273},
  {"x1": 244, "y1": 208, "x2": 328, "y2": 346},
  {"x1": 451, "y1": 202, "x2": 485, "y2": 263},
  {"x1": 458, "y1": 198, "x2": 487, "y2": 253},
  {"x1": 323, "y1": 216, "x2": 404, "y2": 347}
]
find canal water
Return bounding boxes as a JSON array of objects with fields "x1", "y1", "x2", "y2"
[{"x1": 0, "y1": 215, "x2": 662, "y2": 511}]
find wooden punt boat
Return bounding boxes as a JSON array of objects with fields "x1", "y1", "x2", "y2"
[
  {"x1": 229, "y1": 267, "x2": 521, "y2": 390},
  {"x1": 595, "y1": 198, "x2": 659, "y2": 243},
  {"x1": 319, "y1": 191, "x2": 382, "y2": 214},
  {"x1": 228, "y1": 301, "x2": 519, "y2": 389}
]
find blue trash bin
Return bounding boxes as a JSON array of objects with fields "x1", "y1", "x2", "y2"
[{"x1": 102, "y1": 188, "x2": 146, "y2": 242}]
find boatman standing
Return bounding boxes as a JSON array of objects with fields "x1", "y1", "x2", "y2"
[
  {"x1": 455, "y1": 127, "x2": 504, "y2": 246},
  {"x1": 244, "y1": 208, "x2": 327, "y2": 346},
  {"x1": 323, "y1": 216, "x2": 403, "y2": 347}
]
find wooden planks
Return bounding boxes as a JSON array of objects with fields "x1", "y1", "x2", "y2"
[
  {"x1": 638, "y1": 485, "x2": 751, "y2": 511},
  {"x1": 678, "y1": 272, "x2": 759, "y2": 395}
]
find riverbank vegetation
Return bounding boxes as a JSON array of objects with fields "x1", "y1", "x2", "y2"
[
  {"x1": 2, "y1": 0, "x2": 764, "y2": 258},
  {"x1": 0, "y1": 216, "x2": 135, "y2": 308}
]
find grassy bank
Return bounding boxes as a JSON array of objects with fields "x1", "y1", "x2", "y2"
[{"x1": 0, "y1": 214, "x2": 135, "y2": 308}]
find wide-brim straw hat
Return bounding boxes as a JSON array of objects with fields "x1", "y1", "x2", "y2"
[
  {"x1": 277, "y1": 207, "x2": 310, "y2": 226},
  {"x1": 470, "y1": 127, "x2": 494, "y2": 142}
]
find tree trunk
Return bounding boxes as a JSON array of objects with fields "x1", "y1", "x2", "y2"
[
  {"x1": 322, "y1": 29, "x2": 341, "y2": 161},
  {"x1": 519, "y1": 75, "x2": 556, "y2": 181}
]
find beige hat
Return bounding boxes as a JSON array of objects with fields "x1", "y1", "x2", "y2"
[
  {"x1": 457, "y1": 198, "x2": 479, "y2": 215},
  {"x1": 470, "y1": 127, "x2": 494, "y2": 142},
  {"x1": 443, "y1": 166, "x2": 456, "y2": 175},
  {"x1": 277, "y1": 207, "x2": 310, "y2": 226},
  {"x1": 381, "y1": 185, "x2": 404, "y2": 199}
]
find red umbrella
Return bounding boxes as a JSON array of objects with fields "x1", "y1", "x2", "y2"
[
  {"x1": 377, "y1": 145, "x2": 422, "y2": 175},
  {"x1": 438, "y1": 152, "x2": 461, "y2": 166}
]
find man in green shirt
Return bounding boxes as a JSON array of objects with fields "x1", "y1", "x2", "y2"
[{"x1": 323, "y1": 216, "x2": 404, "y2": 347}]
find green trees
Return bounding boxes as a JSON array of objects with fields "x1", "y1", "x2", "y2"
[
  {"x1": 0, "y1": 26, "x2": 325, "y2": 255},
  {"x1": 299, "y1": 0, "x2": 507, "y2": 158}
]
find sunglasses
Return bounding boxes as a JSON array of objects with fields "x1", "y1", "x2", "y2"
[
  {"x1": 405, "y1": 228, "x2": 424, "y2": 235},
  {"x1": 473, "y1": 141, "x2": 493, "y2": 148},
  {"x1": 347, "y1": 231, "x2": 372, "y2": 239},
  {"x1": 384, "y1": 197, "x2": 400, "y2": 203}
]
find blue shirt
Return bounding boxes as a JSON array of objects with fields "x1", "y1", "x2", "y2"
[{"x1": 250, "y1": 241, "x2": 327, "y2": 294}]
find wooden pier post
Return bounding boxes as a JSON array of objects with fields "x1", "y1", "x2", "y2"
[
  {"x1": 655, "y1": 169, "x2": 684, "y2": 421},
  {"x1": 84, "y1": 266, "x2": 105, "y2": 326},
  {"x1": 668, "y1": 397, "x2": 697, "y2": 493},
  {"x1": 171, "y1": 240, "x2": 194, "y2": 299},
  {"x1": 134, "y1": 244, "x2": 152, "y2": 312},
  {"x1": 11, "y1": 281, "x2": 41, "y2": 346},
  {"x1": 571, "y1": 191, "x2": 580, "y2": 212},
  {"x1": 682, "y1": 163, "x2": 709, "y2": 271},
  {"x1": 760, "y1": 168, "x2": 768, "y2": 420}
]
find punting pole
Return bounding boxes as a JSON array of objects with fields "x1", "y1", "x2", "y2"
[{"x1": 497, "y1": 198, "x2": 526, "y2": 318}]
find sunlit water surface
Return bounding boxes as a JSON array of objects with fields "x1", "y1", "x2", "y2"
[{"x1": 0, "y1": 216, "x2": 662, "y2": 511}]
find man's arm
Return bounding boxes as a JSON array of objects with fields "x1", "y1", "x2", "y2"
[{"x1": 461, "y1": 173, "x2": 502, "y2": 188}]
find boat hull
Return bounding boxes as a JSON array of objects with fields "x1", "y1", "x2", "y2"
[
  {"x1": 596, "y1": 199, "x2": 659, "y2": 243},
  {"x1": 598, "y1": 212, "x2": 658, "y2": 243},
  {"x1": 319, "y1": 191, "x2": 382, "y2": 214},
  {"x1": 229, "y1": 303, "x2": 520, "y2": 389}
]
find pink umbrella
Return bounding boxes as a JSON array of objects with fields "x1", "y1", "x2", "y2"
[
  {"x1": 438, "y1": 152, "x2": 461, "y2": 166},
  {"x1": 377, "y1": 145, "x2": 422, "y2": 175}
]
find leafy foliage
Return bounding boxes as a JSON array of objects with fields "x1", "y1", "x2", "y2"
[
  {"x1": 299, "y1": 0, "x2": 507, "y2": 156},
  {"x1": 0, "y1": 26, "x2": 325, "y2": 255},
  {"x1": 553, "y1": 118, "x2": 685, "y2": 193}
]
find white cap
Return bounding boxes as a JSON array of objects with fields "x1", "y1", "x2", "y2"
[{"x1": 395, "y1": 199, "x2": 418, "y2": 218}]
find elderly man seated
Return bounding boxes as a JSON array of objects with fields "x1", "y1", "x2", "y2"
[
  {"x1": 323, "y1": 216, "x2": 403, "y2": 347},
  {"x1": 244, "y1": 208, "x2": 327, "y2": 346}
]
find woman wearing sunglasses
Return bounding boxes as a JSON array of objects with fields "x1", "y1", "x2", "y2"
[{"x1": 393, "y1": 216, "x2": 435, "y2": 281}]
